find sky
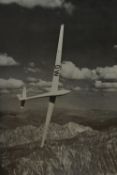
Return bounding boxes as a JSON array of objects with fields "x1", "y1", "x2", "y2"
[{"x1": 1, "y1": 0, "x2": 117, "y2": 111}]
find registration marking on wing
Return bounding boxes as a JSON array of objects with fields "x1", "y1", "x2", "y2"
[{"x1": 53, "y1": 65, "x2": 61, "y2": 76}]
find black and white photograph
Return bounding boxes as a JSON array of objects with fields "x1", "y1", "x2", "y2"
[{"x1": 0, "y1": 0, "x2": 117, "y2": 174}]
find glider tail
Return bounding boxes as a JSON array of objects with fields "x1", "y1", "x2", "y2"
[{"x1": 17, "y1": 86, "x2": 27, "y2": 109}]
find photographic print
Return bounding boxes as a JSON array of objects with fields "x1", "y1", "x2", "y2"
[{"x1": 0, "y1": 0, "x2": 117, "y2": 174}]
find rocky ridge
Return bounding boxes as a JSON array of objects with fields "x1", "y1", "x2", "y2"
[{"x1": 0, "y1": 122, "x2": 117, "y2": 175}]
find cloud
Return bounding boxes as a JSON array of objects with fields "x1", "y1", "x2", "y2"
[
  {"x1": 26, "y1": 67, "x2": 40, "y2": 73},
  {"x1": 94, "y1": 81, "x2": 102, "y2": 88},
  {"x1": 63, "y1": 1, "x2": 75, "y2": 15},
  {"x1": 113, "y1": 45, "x2": 117, "y2": 49},
  {"x1": 61, "y1": 61, "x2": 117, "y2": 91},
  {"x1": 61, "y1": 61, "x2": 97, "y2": 80},
  {"x1": 25, "y1": 62, "x2": 40, "y2": 73},
  {"x1": 29, "y1": 62, "x2": 36, "y2": 67},
  {"x1": 0, "y1": 78, "x2": 24, "y2": 89},
  {"x1": 28, "y1": 79, "x2": 63, "y2": 92},
  {"x1": 27, "y1": 77, "x2": 37, "y2": 82},
  {"x1": 0, "y1": 0, "x2": 63, "y2": 7},
  {"x1": 95, "y1": 80, "x2": 117, "y2": 90},
  {"x1": 95, "y1": 65, "x2": 117, "y2": 79},
  {"x1": 61, "y1": 61, "x2": 117, "y2": 81},
  {"x1": 0, "y1": 53, "x2": 19, "y2": 66},
  {"x1": 26, "y1": 76, "x2": 64, "y2": 94},
  {"x1": 37, "y1": 79, "x2": 62, "y2": 87},
  {"x1": 29, "y1": 62, "x2": 35, "y2": 67},
  {"x1": 37, "y1": 79, "x2": 63, "y2": 92},
  {"x1": 0, "y1": 0, "x2": 75, "y2": 14},
  {"x1": 26, "y1": 78, "x2": 63, "y2": 95},
  {"x1": 74, "y1": 86, "x2": 81, "y2": 91},
  {"x1": 39, "y1": 79, "x2": 63, "y2": 87},
  {"x1": 37, "y1": 79, "x2": 52, "y2": 87},
  {"x1": 27, "y1": 86, "x2": 43, "y2": 96},
  {"x1": 0, "y1": 89, "x2": 10, "y2": 94},
  {"x1": 104, "y1": 88, "x2": 117, "y2": 92}
]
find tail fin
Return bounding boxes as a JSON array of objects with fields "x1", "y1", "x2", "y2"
[
  {"x1": 22, "y1": 86, "x2": 26, "y2": 99},
  {"x1": 21, "y1": 86, "x2": 26, "y2": 108},
  {"x1": 17, "y1": 86, "x2": 27, "y2": 109}
]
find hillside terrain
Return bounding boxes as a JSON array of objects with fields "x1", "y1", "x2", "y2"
[{"x1": 0, "y1": 109, "x2": 117, "y2": 175}]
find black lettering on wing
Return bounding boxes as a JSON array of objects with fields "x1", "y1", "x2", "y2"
[{"x1": 54, "y1": 65, "x2": 61, "y2": 76}]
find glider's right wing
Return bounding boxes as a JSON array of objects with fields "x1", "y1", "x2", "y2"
[{"x1": 51, "y1": 24, "x2": 64, "y2": 92}]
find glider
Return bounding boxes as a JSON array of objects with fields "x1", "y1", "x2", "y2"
[{"x1": 17, "y1": 24, "x2": 71, "y2": 147}]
